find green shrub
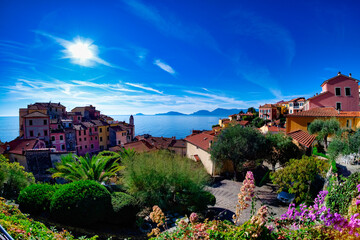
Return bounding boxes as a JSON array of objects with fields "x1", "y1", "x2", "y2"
[
  {"x1": 331, "y1": 159, "x2": 337, "y2": 173},
  {"x1": 326, "y1": 172, "x2": 360, "y2": 215},
  {"x1": 50, "y1": 180, "x2": 112, "y2": 225},
  {"x1": 0, "y1": 198, "x2": 97, "y2": 240},
  {"x1": 122, "y1": 151, "x2": 210, "y2": 213},
  {"x1": 107, "y1": 192, "x2": 138, "y2": 225},
  {"x1": 313, "y1": 146, "x2": 329, "y2": 159},
  {"x1": 0, "y1": 155, "x2": 35, "y2": 200},
  {"x1": 18, "y1": 183, "x2": 60, "y2": 215}
]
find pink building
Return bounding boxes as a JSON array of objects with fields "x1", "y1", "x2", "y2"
[
  {"x1": 259, "y1": 104, "x2": 280, "y2": 121},
  {"x1": 23, "y1": 111, "x2": 50, "y2": 143},
  {"x1": 74, "y1": 122, "x2": 99, "y2": 156},
  {"x1": 304, "y1": 72, "x2": 360, "y2": 111},
  {"x1": 50, "y1": 130, "x2": 66, "y2": 151}
]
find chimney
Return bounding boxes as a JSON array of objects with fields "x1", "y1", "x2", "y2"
[
  {"x1": 338, "y1": 71, "x2": 341, "y2": 76},
  {"x1": 349, "y1": 73, "x2": 352, "y2": 78}
]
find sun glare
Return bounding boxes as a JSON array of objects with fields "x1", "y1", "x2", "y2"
[{"x1": 63, "y1": 38, "x2": 99, "y2": 66}]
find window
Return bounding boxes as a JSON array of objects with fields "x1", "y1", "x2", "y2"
[
  {"x1": 85, "y1": 145, "x2": 87, "y2": 149},
  {"x1": 99, "y1": 128, "x2": 102, "y2": 133},
  {"x1": 289, "y1": 103, "x2": 293, "y2": 107},
  {"x1": 90, "y1": 137, "x2": 93, "y2": 141},
  {"x1": 335, "y1": 87, "x2": 341, "y2": 96},
  {"x1": 290, "y1": 110, "x2": 293, "y2": 114},
  {"x1": 77, "y1": 116, "x2": 80, "y2": 120},
  {"x1": 91, "y1": 144, "x2": 94, "y2": 149},
  {"x1": 60, "y1": 135, "x2": 63, "y2": 140},
  {"x1": 83, "y1": 130, "x2": 86, "y2": 135},
  {"x1": 95, "y1": 136, "x2": 97, "y2": 140},
  {"x1": 336, "y1": 102, "x2": 342, "y2": 110},
  {"x1": 79, "y1": 138, "x2": 82, "y2": 142},
  {"x1": 100, "y1": 137, "x2": 103, "y2": 142},
  {"x1": 29, "y1": 120, "x2": 33, "y2": 126},
  {"x1": 80, "y1": 146, "x2": 82, "y2": 150},
  {"x1": 69, "y1": 123, "x2": 72, "y2": 127},
  {"x1": 61, "y1": 144, "x2": 65, "y2": 150},
  {"x1": 44, "y1": 120, "x2": 47, "y2": 125},
  {"x1": 107, "y1": 127, "x2": 109, "y2": 132},
  {"x1": 52, "y1": 136, "x2": 55, "y2": 141},
  {"x1": 79, "y1": 131, "x2": 81, "y2": 136},
  {"x1": 300, "y1": 103, "x2": 303, "y2": 106},
  {"x1": 84, "y1": 137, "x2": 87, "y2": 141},
  {"x1": 30, "y1": 130, "x2": 34, "y2": 137},
  {"x1": 118, "y1": 140, "x2": 121, "y2": 145},
  {"x1": 107, "y1": 136, "x2": 109, "y2": 140},
  {"x1": 345, "y1": 87, "x2": 351, "y2": 96},
  {"x1": 44, "y1": 130, "x2": 48, "y2": 136},
  {"x1": 347, "y1": 119, "x2": 352, "y2": 128}
]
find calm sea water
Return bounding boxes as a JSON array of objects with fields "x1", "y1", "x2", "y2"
[{"x1": 0, "y1": 115, "x2": 225, "y2": 142}]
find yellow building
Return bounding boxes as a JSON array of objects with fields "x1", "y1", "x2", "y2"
[
  {"x1": 91, "y1": 120, "x2": 110, "y2": 150},
  {"x1": 286, "y1": 107, "x2": 360, "y2": 134}
]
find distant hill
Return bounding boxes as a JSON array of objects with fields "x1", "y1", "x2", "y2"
[
  {"x1": 154, "y1": 108, "x2": 249, "y2": 116},
  {"x1": 135, "y1": 113, "x2": 145, "y2": 115},
  {"x1": 190, "y1": 108, "x2": 247, "y2": 116},
  {"x1": 155, "y1": 111, "x2": 186, "y2": 116}
]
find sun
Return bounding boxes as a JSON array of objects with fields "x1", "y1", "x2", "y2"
[{"x1": 63, "y1": 38, "x2": 99, "y2": 66}]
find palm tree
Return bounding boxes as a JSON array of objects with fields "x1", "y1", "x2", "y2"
[{"x1": 49, "y1": 153, "x2": 124, "y2": 183}]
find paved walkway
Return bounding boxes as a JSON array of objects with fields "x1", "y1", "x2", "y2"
[{"x1": 206, "y1": 179, "x2": 288, "y2": 224}]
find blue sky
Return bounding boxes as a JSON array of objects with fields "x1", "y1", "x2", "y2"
[{"x1": 1, "y1": 0, "x2": 360, "y2": 116}]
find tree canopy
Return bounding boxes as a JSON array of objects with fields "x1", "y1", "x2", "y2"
[
  {"x1": 210, "y1": 125, "x2": 267, "y2": 178},
  {"x1": 265, "y1": 133, "x2": 302, "y2": 171},
  {"x1": 308, "y1": 118, "x2": 340, "y2": 151},
  {"x1": 271, "y1": 156, "x2": 329, "y2": 203}
]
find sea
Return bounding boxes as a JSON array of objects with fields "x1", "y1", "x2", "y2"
[{"x1": 0, "y1": 115, "x2": 227, "y2": 143}]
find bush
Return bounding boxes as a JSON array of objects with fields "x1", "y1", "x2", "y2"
[
  {"x1": 326, "y1": 172, "x2": 360, "y2": 215},
  {"x1": 122, "y1": 151, "x2": 210, "y2": 213},
  {"x1": 50, "y1": 180, "x2": 112, "y2": 225},
  {"x1": 0, "y1": 155, "x2": 35, "y2": 200},
  {"x1": 107, "y1": 192, "x2": 139, "y2": 225},
  {"x1": 313, "y1": 146, "x2": 329, "y2": 159},
  {"x1": 18, "y1": 183, "x2": 60, "y2": 215},
  {"x1": 0, "y1": 198, "x2": 97, "y2": 240}
]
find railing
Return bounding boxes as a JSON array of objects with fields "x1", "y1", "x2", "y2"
[{"x1": 0, "y1": 224, "x2": 14, "y2": 240}]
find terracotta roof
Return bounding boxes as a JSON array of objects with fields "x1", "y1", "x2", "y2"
[
  {"x1": 288, "y1": 97, "x2": 306, "y2": 102},
  {"x1": 146, "y1": 137, "x2": 174, "y2": 149},
  {"x1": 2, "y1": 139, "x2": 41, "y2": 155},
  {"x1": 67, "y1": 112, "x2": 81, "y2": 116},
  {"x1": 307, "y1": 91, "x2": 331, "y2": 100},
  {"x1": 23, "y1": 111, "x2": 49, "y2": 118},
  {"x1": 289, "y1": 107, "x2": 360, "y2": 117},
  {"x1": 185, "y1": 132, "x2": 215, "y2": 152},
  {"x1": 168, "y1": 139, "x2": 186, "y2": 148},
  {"x1": 30, "y1": 102, "x2": 65, "y2": 108},
  {"x1": 81, "y1": 122, "x2": 96, "y2": 128},
  {"x1": 110, "y1": 125, "x2": 125, "y2": 132},
  {"x1": 73, "y1": 124, "x2": 85, "y2": 130},
  {"x1": 123, "y1": 140, "x2": 156, "y2": 153},
  {"x1": 91, "y1": 120, "x2": 108, "y2": 127},
  {"x1": 320, "y1": 74, "x2": 359, "y2": 87},
  {"x1": 288, "y1": 130, "x2": 316, "y2": 148},
  {"x1": 267, "y1": 126, "x2": 286, "y2": 133},
  {"x1": 259, "y1": 104, "x2": 277, "y2": 108},
  {"x1": 238, "y1": 120, "x2": 250, "y2": 126}
]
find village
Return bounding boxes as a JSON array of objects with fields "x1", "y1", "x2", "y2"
[{"x1": 1, "y1": 72, "x2": 359, "y2": 180}]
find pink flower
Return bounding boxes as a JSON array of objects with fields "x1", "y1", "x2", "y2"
[{"x1": 189, "y1": 212, "x2": 198, "y2": 223}]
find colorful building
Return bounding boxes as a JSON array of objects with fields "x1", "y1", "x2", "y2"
[
  {"x1": 50, "y1": 129, "x2": 66, "y2": 151},
  {"x1": 259, "y1": 104, "x2": 280, "y2": 121},
  {"x1": 91, "y1": 120, "x2": 109, "y2": 151},
  {"x1": 304, "y1": 72, "x2": 360, "y2": 111},
  {"x1": 288, "y1": 97, "x2": 306, "y2": 114},
  {"x1": 23, "y1": 111, "x2": 50, "y2": 143},
  {"x1": 286, "y1": 107, "x2": 360, "y2": 134}
]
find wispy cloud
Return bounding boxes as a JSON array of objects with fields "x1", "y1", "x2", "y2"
[
  {"x1": 153, "y1": 59, "x2": 176, "y2": 75},
  {"x1": 125, "y1": 82, "x2": 163, "y2": 94},
  {"x1": 122, "y1": 0, "x2": 220, "y2": 52},
  {"x1": 185, "y1": 90, "x2": 245, "y2": 105}
]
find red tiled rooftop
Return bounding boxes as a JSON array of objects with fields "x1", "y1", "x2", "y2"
[
  {"x1": 288, "y1": 97, "x2": 306, "y2": 102},
  {"x1": 259, "y1": 104, "x2": 277, "y2": 108},
  {"x1": 320, "y1": 74, "x2": 359, "y2": 87},
  {"x1": 2, "y1": 139, "x2": 40, "y2": 155},
  {"x1": 123, "y1": 140, "x2": 156, "y2": 153},
  {"x1": 267, "y1": 126, "x2": 286, "y2": 133},
  {"x1": 289, "y1": 107, "x2": 360, "y2": 117},
  {"x1": 185, "y1": 132, "x2": 215, "y2": 152},
  {"x1": 288, "y1": 130, "x2": 316, "y2": 148},
  {"x1": 23, "y1": 111, "x2": 49, "y2": 118}
]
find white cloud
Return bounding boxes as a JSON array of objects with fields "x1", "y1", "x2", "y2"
[
  {"x1": 153, "y1": 59, "x2": 176, "y2": 75},
  {"x1": 125, "y1": 82, "x2": 163, "y2": 94}
]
